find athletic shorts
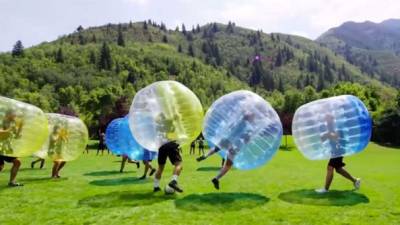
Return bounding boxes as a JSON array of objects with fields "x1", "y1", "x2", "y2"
[
  {"x1": 328, "y1": 157, "x2": 345, "y2": 169},
  {"x1": 0, "y1": 155, "x2": 16, "y2": 164},
  {"x1": 158, "y1": 141, "x2": 182, "y2": 165}
]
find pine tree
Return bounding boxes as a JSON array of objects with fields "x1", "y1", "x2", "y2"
[
  {"x1": 11, "y1": 40, "x2": 24, "y2": 57},
  {"x1": 278, "y1": 77, "x2": 284, "y2": 93},
  {"x1": 89, "y1": 51, "x2": 96, "y2": 64},
  {"x1": 129, "y1": 21, "x2": 133, "y2": 28},
  {"x1": 317, "y1": 72, "x2": 325, "y2": 91},
  {"x1": 143, "y1": 21, "x2": 148, "y2": 30},
  {"x1": 98, "y1": 42, "x2": 112, "y2": 70},
  {"x1": 182, "y1": 23, "x2": 187, "y2": 35},
  {"x1": 250, "y1": 60, "x2": 263, "y2": 87},
  {"x1": 188, "y1": 44, "x2": 195, "y2": 56},
  {"x1": 91, "y1": 34, "x2": 97, "y2": 43},
  {"x1": 162, "y1": 35, "x2": 168, "y2": 43},
  {"x1": 177, "y1": 44, "x2": 183, "y2": 53},
  {"x1": 196, "y1": 24, "x2": 201, "y2": 33},
  {"x1": 76, "y1": 25, "x2": 84, "y2": 32},
  {"x1": 55, "y1": 47, "x2": 64, "y2": 63},
  {"x1": 275, "y1": 49, "x2": 283, "y2": 67},
  {"x1": 117, "y1": 26, "x2": 125, "y2": 46}
]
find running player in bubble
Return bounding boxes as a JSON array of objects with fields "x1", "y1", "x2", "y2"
[{"x1": 315, "y1": 114, "x2": 361, "y2": 193}]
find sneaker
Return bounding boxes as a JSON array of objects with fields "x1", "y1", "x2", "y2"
[
  {"x1": 149, "y1": 169, "x2": 156, "y2": 176},
  {"x1": 153, "y1": 187, "x2": 161, "y2": 192},
  {"x1": 315, "y1": 188, "x2": 328, "y2": 193},
  {"x1": 8, "y1": 182, "x2": 24, "y2": 187},
  {"x1": 354, "y1": 178, "x2": 361, "y2": 190},
  {"x1": 196, "y1": 156, "x2": 206, "y2": 162},
  {"x1": 168, "y1": 180, "x2": 183, "y2": 193},
  {"x1": 138, "y1": 175, "x2": 146, "y2": 180},
  {"x1": 212, "y1": 178, "x2": 220, "y2": 190}
]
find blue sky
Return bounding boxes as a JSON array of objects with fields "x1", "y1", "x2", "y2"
[{"x1": 1, "y1": 0, "x2": 399, "y2": 52}]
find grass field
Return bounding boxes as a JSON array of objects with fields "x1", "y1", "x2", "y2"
[{"x1": 0, "y1": 137, "x2": 399, "y2": 225}]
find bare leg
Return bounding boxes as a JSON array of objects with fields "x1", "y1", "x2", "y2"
[
  {"x1": 155, "y1": 164, "x2": 165, "y2": 180},
  {"x1": 52, "y1": 161, "x2": 60, "y2": 178},
  {"x1": 173, "y1": 162, "x2": 183, "y2": 176},
  {"x1": 324, "y1": 166, "x2": 335, "y2": 190},
  {"x1": 120, "y1": 156, "x2": 128, "y2": 172},
  {"x1": 56, "y1": 162, "x2": 66, "y2": 177},
  {"x1": 0, "y1": 163, "x2": 4, "y2": 172},
  {"x1": 9, "y1": 159, "x2": 21, "y2": 184},
  {"x1": 335, "y1": 167, "x2": 356, "y2": 183},
  {"x1": 31, "y1": 158, "x2": 42, "y2": 168},
  {"x1": 215, "y1": 159, "x2": 233, "y2": 180}
]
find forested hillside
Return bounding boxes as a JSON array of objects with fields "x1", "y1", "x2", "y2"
[{"x1": 1, "y1": 20, "x2": 398, "y2": 144}]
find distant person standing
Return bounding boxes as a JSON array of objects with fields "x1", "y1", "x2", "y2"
[
  {"x1": 198, "y1": 138, "x2": 205, "y2": 155},
  {"x1": 190, "y1": 141, "x2": 196, "y2": 155},
  {"x1": 97, "y1": 132, "x2": 108, "y2": 155}
]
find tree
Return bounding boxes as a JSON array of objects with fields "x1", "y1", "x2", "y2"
[
  {"x1": 98, "y1": 42, "x2": 112, "y2": 70},
  {"x1": 76, "y1": 25, "x2": 84, "y2": 32},
  {"x1": 89, "y1": 51, "x2": 96, "y2": 64},
  {"x1": 250, "y1": 60, "x2": 263, "y2": 87},
  {"x1": 12, "y1": 40, "x2": 24, "y2": 57},
  {"x1": 317, "y1": 72, "x2": 325, "y2": 91},
  {"x1": 303, "y1": 86, "x2": 318, "y2": 103},
  {"x1": 177, "y1": 44, "x2": 183, "y2": 53},
  {"x1": 117, "y1": 26, "x2": 125, "y2": 46},
  {"x1": 55, "y1": 47, "x2": 64, "y2": 63},
  {"x1": 162, "y1": 35, "x2": 168, "y2": 43},
  {"x1": 182, "y1": 23, "x2": 187, "y2": 35},
  {"x1": 143, "y1": 21, "x2": 148, "y2": 30},
  {"x1": 278, "y1": 77, "x2": 284, "y2": 93},
  {"x1": 188, "y1": 44, "x2": 194, "y2": 57}
]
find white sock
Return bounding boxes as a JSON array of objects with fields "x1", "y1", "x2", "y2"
[
  {"x1": 172, "y1": 175, "x2": 179, "y2": 181},
  {"x1": 154, "y1": 178, "x2": 160, "y2": 188}
]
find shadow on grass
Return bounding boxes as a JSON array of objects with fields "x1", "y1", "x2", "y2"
[
  {"x1": 175, "y1": 192, "x2": 269, "y2": 211},
  {"x1": 18, "y1": 168, "x2": 47, "y2": 172},
  {"x1": 79, "y1": 191, "x2": 175, "y2": 208},
  {"x1": 19, "y1": 177, "x2": 68, "y2": 183},
  {"x1": 89, "y1": 177, "x2": 150, "y2": 186},
  {"x1": 83, "y1": 170, "x2": 135, "y2": 176},
  {"x1": 278, "y1": 189, "x2": 369, "y2": 206},
  {"x1": 196, "y1": 166, "x2": 221, "y2": 172}
]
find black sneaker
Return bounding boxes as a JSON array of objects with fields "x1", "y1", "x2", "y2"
[
  {"x1": 138, "y1": 175, "x2": 146, "y2": 180},
  {"x1": 149, "y1": 168, "x2": 156, "y2": 176},
  {"x1": 168, "y1": 180, "x2": 183, "y2": 193},
  {"x1": 212, "y1": 178, "x2": 219, "y2": 190},
  {"x1": 196, "y1": 156, "x2": 206, "y2": 162},
  {"x1": 153, "y1": 187, "x2": 161, "y2": 192}
]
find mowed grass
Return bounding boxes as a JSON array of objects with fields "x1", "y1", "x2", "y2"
[{"x1": 0, "y1": 137, "x2": 399, "y2": 225}]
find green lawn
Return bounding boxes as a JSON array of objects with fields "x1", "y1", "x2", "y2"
[{"x1": 0, "y1": 137, "x2": 399, "y2": 225}]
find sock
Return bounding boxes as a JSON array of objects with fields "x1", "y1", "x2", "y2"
[
  {"x1": 172, "y1": 175, "x2": 179, "y2": 182},
  {"x1": 154, "y1": 178, "x2": 160, "y2": 188}
]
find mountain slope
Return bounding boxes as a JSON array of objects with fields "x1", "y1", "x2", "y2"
[
  {"x1": 317, "y1": 19, "x2": 400, "y2": 87},
  {"x1": 60, "y1": 21, "x2": 387, "y2": 91}
]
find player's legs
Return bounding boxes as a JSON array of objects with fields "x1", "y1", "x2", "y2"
[
  {"x1": 120, "y1": 155, "x2": 128, "y2": 172},
  {"x1": 211, "y1": 158, "x2": 233, "y2": 190},
  {"x1": 324, "y1": 165, "x2": 335, "y2": 190},
  {"x1": 9, "y1": 158, "x2": 21, "y2": 184}
]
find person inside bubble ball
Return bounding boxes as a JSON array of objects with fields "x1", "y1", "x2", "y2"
[
  {"x1": 48, "y1": 123, "x2": 69, "y2": 179},
  {"x1": 153, "y1": 141, "x2": 184, "y2": 193},
  {"x1": 315, "y1": 114, "x2": 361, "y2": 193},
  {"x1": 120, "y1": 155, "x2": 140, "y2": 173},
  {"x1": 204, "y1": 112, "x2": 258, "y2": 190},
  {"x1": 0, "y1": 109, "x2": 24, "y2": 155},
  {"x1": 0, "y1": 155, "x2": 23, "y2": 187},
  {"x1": 138, "y1": 149, "x2": 157, "y2": 180},
  {"x1": 31, "y1": 157, "x2": 45, "y2": 169}
]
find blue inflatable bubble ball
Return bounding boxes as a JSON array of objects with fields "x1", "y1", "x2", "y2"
[
  {"x1": 292, "y1": 95, "x2": 372, "y2": 160},
  {"x1": 203, "y1": 90, "x2": 283, "y2": 170},
  {"x1": 105, "y1": 117, "x2": 156, "y2": 161}
]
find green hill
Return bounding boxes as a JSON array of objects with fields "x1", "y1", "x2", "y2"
[
  {"x1": 0, "y1": 20, "x2": 397, "y2": 139},
  {"x1": 317, "y1": 19, "x2": 400, "y2": 87}
]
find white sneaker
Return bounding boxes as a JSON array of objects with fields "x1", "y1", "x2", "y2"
[
  {"x1": 315, "y1": 188, "x2": 328, "y2": 194},
  {"x1": 354, "y1": 178, "x2": 361, "y2": 190}
]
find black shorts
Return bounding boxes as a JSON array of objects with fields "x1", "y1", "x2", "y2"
[
  {"x1": 158, "y1": 141, "x2": 182, "y2": 165},
  {"x1": 0, "y1": 155, "x2": 16, "y2": 164},
  {"x1": 328, "y1": 157, "x2": 345, "y2": 169}
]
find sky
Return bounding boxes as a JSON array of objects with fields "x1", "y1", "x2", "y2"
[{"x1": 1, "y1": 0, "x2": 400, "y2": 52}]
